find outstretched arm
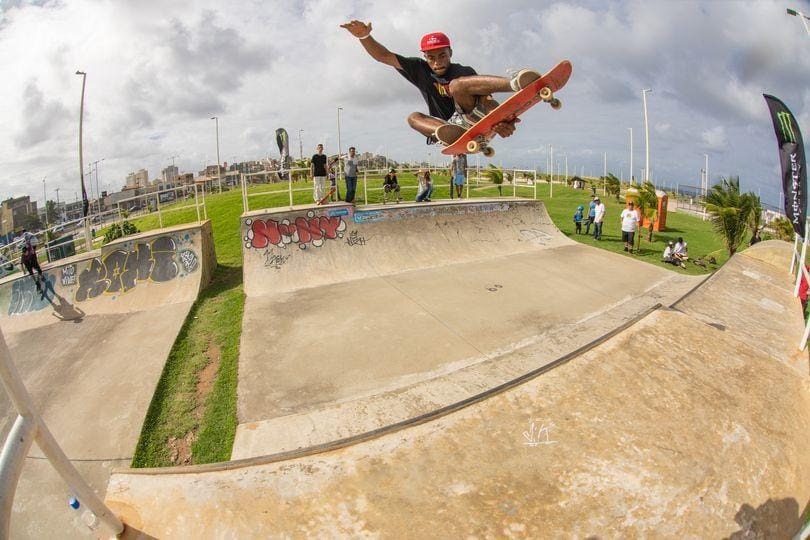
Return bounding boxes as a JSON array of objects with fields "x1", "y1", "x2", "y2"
[{"x1": 340, "y1": 20, "x2": 402, "y2": 70}]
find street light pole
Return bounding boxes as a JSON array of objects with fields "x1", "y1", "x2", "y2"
[
  {"x1": 298, "y1": 129, "x2": 303, "y2": 160},
  {"x1": 642, "y1": 88, "x2": 652, "y2": 184},
  {"x1": 55, "y1": 188, "x2": 61, "y2": 222},
  {"x1": 75, "y1": 70, "x2": 91, "y2": 250},
  {"x1": 211, "y1": 116, "x2": 222, "y2": 193},
  {"x1": 337, "y1": 107, "x2": 343, "y2": 199},
  {"x1": 787, "y1": 8, "x2": 810, "y2": 35},
  {"x1": 628, "y1": 127, "x2": 634, "y2": 184},
  {"x1": 42, "y1": 177, "x2": 48, "y2": 229}
]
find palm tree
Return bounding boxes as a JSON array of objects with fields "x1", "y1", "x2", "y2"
[
  {"x1": 703, "y1": 176, "x2": 757, "y2": 256},
  {"x1": 482, "y1": 164, "x2": 506, "y2": 196}
]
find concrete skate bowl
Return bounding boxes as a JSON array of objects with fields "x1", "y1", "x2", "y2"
[
  {"x1": 0, "y1": 221, "x2": 215, "y2": 538},
  {"x1": 102, "y1": 202, "x2": 809, "y2": 537}
]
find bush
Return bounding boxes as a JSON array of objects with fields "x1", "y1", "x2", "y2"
[{"x1": 103, "y1": 220, "x2": 140, "y2": 245}]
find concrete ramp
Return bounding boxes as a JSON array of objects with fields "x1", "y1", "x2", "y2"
[
  {"x1": 105, "y1": 241, "x2": 809, "y2": 537},
  {"x1": 0, "y1": 221, "x2": 215, "y2": 539},
  {"x1": 235, "y1": 200, "x2": 704, "y2": 458}
]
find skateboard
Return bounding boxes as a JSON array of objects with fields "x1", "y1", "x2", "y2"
[
  {"x1": 441, "y1": 60, "x2": 572, "y2": 157},
  {"x1": 317, "y1": 186, "x2": 336, "y2": 205}
]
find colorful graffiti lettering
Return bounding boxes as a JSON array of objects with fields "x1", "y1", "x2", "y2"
[
  {"x1": 245, "y1": 211, "x2": 347, "y2": 250},
  {"x1": 8, "y1": 275, "x2": 55, "y2": 315},
  {"x1": 74, "y1": 236, "x2": 194, "y2": 302}
]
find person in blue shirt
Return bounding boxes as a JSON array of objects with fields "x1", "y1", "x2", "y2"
[
  {"x1": 573, "y1": 205, "x2": 584, "y2": 234},
  {"x1": 585, "y1": 195, "x2": 597, "y2": 235}
]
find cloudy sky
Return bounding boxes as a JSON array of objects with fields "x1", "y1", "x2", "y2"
[{"x1": 1, "y1": 0, "x2": 808, "y2": 209}]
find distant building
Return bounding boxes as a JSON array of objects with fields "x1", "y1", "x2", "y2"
[
  {"x1": 0, "y1": 196, "x2": 38, "y2": 236},
  {"x1": 126, "y1": 169, "x2": 149, "y2": 189},
  {"x1": 162, "y1": 165, "x2": 179, "y2": 184}
]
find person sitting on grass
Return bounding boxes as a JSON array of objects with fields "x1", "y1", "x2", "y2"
[
  {"x1": 662, "y1": 241, "x2": 679, "y2": 266},
  {"x1": 672, "y1": 237, "x2": 688, "y2": 267}
]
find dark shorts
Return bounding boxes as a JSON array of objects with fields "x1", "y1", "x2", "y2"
[{"x1": 622, "y1": 231, "x2": 635, "y2": 243}]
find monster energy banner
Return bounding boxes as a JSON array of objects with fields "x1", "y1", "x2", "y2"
[
  {"x1": 764, "y1": 94, "x2": 806, "y2": 238},
  {"x1": 275, "y1": 128, "x2": 292, "y2": 179},
  {"x1": 81, "y1": 172, "x2": 89, "y2": 217}
]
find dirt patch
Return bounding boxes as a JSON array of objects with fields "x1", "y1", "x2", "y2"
[
  {"x1": 168, "y1": 342, "x2": 222, "y2": 465},
  {"x1": 194, "y1": 343, "x2": 222, "y2": 419},
  {"x1": 167, "y1": 431, "x2": 197, "y2": 465}
]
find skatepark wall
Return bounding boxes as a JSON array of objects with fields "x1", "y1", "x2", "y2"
[
  {"x1": 241, "y1": 199, "x2": 574, "y2": 297},
  {"x1": 0, "y1": 220, "x2": 216, "y2": 333}
]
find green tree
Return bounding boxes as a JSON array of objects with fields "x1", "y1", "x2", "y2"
[
  {"x1": 770, "y1": 216, "x2": 795, "y2": 241},
  {"x1": 703, "y1": 176, "x2": 758, "y2": 256},
  {"x1": 45, "y1": 200, "x2": 59, "y2": 225},
  {"x1": 626, "y1": 182, "x2": 660, "y2": 251},
  {"x1": 604, "y1": 174, "x2": 621, "y2": 200},
  {"x1": 482, "y1": 164, "x2": 507, "y2": 196},
  {"x1": 20, "y1": 213, "x2": 42, "y2": 231}
]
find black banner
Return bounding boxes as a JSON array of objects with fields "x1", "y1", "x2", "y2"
[
  {"x1": 81, "y1": 172, "x2": 89, "y2": 218},
  {"x1": 764, "y1": 94, "x2": 806, "y2": 238}
]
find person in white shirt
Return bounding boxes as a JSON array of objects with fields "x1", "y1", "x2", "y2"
[
  {"x1": 672, "y1": 237, "x2": 688, "y2": 267},
  {"x1": 620, "y1": 201, "x2": 640, "y2": 253},
  {"x1": 592, "y1": 197, "x2": 606, "y2": 240},
  {"x1": 662, "y1": 240, "x2": 677, "y2": 265}
]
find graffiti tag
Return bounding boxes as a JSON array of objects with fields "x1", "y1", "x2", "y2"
[
  {"x1": 345, "y1": 230, "x2": 367, "y2": 247},
  {"x1": 179, "y1": 249, "x2": 198, "y2": 273},
  {"x1": 245, "y1": 211, "x2": 347, "y2": 250},
  {"x1": 522, "y1": 421, "x2": 557, "y2": 447},
  {"x1": 75, "y1": 236, "x2": 193, "y2": 302},
  {"x1": 61, "y1": 265, "x2": 77, "y2": 286},
  {"x1": 264, "y1": 250, "x2": 292, "y2": 269},
  {"x1": 8, "y1": 275, "x2": 55, "y2": 315},
  {"x1": 519, "y1": 229, "x2": 552, "y2": 245}
]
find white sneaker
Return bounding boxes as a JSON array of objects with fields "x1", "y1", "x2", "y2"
[{"x1": 509, "y1": 68, "x2": 541, "y2": 91}]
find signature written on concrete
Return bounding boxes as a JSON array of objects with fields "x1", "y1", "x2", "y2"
[{"x1": 522, "y1": 421, "x2": 557, "y2": 447}]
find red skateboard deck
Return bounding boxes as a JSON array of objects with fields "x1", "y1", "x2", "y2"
[{"x1": 441, "y1": 60, "x2": 572, "y2": 157}]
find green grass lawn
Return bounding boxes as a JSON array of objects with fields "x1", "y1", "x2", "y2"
[{"x1": 127, "y1": 177, "x2": 733, "y2": 466}]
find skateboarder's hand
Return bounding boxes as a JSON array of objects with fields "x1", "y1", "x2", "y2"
[
  {"x1": 341, "y1": 20, "x2": 372, "y2": 38},
  {"x1": 493, "y1": 118, "x2": 520, "y2": 138}
]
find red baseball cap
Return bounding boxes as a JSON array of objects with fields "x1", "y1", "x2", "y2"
[{"x1": 420, "y1": 32, "x2": 451, "y2": 52}]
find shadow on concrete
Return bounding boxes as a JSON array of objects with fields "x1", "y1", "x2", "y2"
[
  {"x1": 44, "y1": 282, "x2": 86, "y2": 323},
  {"x1": 726, "y1": 498, "x2": 804, "y2": 539}
]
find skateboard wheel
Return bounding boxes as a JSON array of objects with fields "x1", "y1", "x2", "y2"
[
  {"x1": 466, "y1": 140, "x2": 480, "y2": 153},
  {"x1": 551, "y1": 98, "x2": 562, "y2": 110},
  {"x1": 539, "y1": 87, "x2": 553, "y2": 101},
  {"x1": 482, "y1": 146, "x2": 495, "y2": 158}
]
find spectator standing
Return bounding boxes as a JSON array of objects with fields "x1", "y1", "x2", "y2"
[
  {"x1": 573, "y1": 205, "x2": 584, "y2": 234},
  {"x1": 585, "y1": 195, "x2": 596, "y2": 235},
  {"x1": 593, "y1": 196, "x2": 606, "y2": 240},
  {"x1": 416, "y1": 168, "x2": 433, "y2": 202},
  {"x1": 310, "y1": 144, "x2": 328, "y2": 203},
  {"x1": 620, "y1": 201, "x2": 640, "y2": 253},
  {"x1": 451, "y1": 154, "x2": 467, "y2": 198},
  {"x1": 343, "y1": 146, "x2": 360, "y2": 203}
]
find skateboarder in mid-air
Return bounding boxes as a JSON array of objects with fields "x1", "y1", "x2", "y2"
[{"x1": 340, "y1": 20, "x2": 540, "y2": 146}]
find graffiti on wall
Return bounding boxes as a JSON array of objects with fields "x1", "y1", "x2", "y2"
[
  {"x1": 244, "y1": 211, "x2": 347, "y2": 250},
  {"x1": 8, "y1": 275, "x2": 56, "y2": 315},
  {"x1": 75, "y1": 235, "x2": 197, "y2": 302}
]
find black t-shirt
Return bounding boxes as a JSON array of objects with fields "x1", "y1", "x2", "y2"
[
  {"x1": 311, "y1": 153, "x2": 327, "y2": 176},
  {"x1": 395, "y1": 55, "x2": 477, "y2": 120},
  {"x1": 384, "y1": 173, "x2": 398, "y2": 186}
]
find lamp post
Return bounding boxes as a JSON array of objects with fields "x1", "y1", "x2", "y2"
[
  {"x1": 298, "y1": 129, "x2": 303, "y2": 160},
  {"x1": 210, "y1": 116, "x2": 222, "y2": 193},
  {"x1": 642, "y1": 88, "x2": 652, "y2": 184},
  {"x1": 55, "y1": 188, "x2": 61, "y2": 222},
  {"x1": 89, "y1": 158, "x2": 105, "y2": 214},
  {"x1": 42, "y1": 177, "x2": 48, "y2": 229},
  {"x1": 628, "y1": 127, "x2": 634, "y2": 184},
  {"x1": 75, "y1": 70, "x2": 91, "y2": 250},
  {"x1": 787, "y1": 8, "x2": 810, "y2": 35},
  {"x1": 337, "y1": 107, "x2": 343, "y2": 199}
]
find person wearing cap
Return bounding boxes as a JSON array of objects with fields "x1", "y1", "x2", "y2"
[
  {"x1": 383, "y1": 167, "x2": 401, "y2": 203},
  {"x1": 341, "y1": 20, "x2": 540, "y2": 145},
  {"x1": 592, "y1": 196, "x2": 606, "y2": 240},
  {"x1": 620, "y1": 200, "x2": 640, "y2": 253},
  {"x1": 573, "y1": 204, "x2": 584, "y2": 234},
  {"x1": 662, "y1": 241, "x2": 677, "y2": 265}
]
